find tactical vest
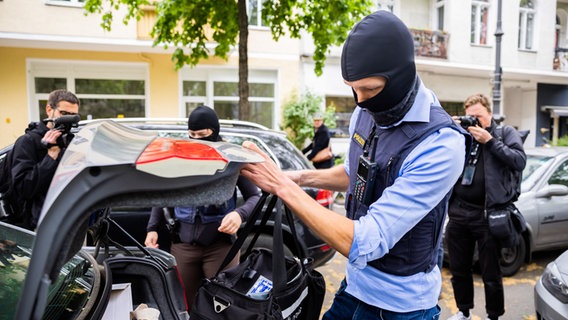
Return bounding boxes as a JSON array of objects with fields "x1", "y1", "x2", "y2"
[
  {"x1": 175, "y1": 191, "x2": 237, "y2": 224},
  {"x1": 346, "y1": 105, "x2": 466, "y2": 276}
]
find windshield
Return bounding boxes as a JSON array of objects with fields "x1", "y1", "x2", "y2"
[
  {"x1": 521, "y1": 154, "x2": 554, "y2": 192},
  {"x1": 0, "y1": 222, "x2": 98, "y2": 320}
]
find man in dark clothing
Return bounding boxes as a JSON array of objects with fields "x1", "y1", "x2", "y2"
[
  {"x1": 302, "y1": 112, "x2": 334, "y2": 169},
  {"x1": 446, "y1": 93, "x2": 526, "y2": 320},
  {"x1": 145, "y1": 105, "x2": 261, "y2": 310},
  {"x1": 11, "y1": 89, "x2": 80, "y2": 230}
]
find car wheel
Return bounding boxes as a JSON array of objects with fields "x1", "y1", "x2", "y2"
[
  {"x1": 240, "y1": 234, "x2": 294, "y2": 260},
  {"x1": 499, "y1": 235, "x2": 526, "y2": 277}
]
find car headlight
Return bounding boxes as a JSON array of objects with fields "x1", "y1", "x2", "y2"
[{"x1": 542, "y1": 261, "x2": 568, "y2": 303}]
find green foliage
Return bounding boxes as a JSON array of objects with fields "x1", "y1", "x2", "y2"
[
  {"x1": 83, "y1": 0, "x2": 373, "y2": 73},
  {"x1": 555, "y1": 135, "x2": 568, "y2": 146},
  {"x1": 281, "y1": 91, "x2": 336, "y2": 149},
  {"x1": 262, "y1": 0, "x2": 373, "y2": 75}
]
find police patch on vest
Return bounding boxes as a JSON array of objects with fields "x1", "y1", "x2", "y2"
[{"x1": 352, "y1": 131, "x2": 366, "y2": 148}]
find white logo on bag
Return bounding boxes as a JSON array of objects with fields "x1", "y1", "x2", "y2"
[
  {"x1": 246, "y1": 275, "x2": 273, "y2": 300},
  {"x1": 282, "y1": 287, "x2": 308, "y2": 319}
]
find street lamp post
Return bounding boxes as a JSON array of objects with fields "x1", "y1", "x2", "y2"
[{"x1": 492, "y1": 0, "x2": 503, "y2": 118}]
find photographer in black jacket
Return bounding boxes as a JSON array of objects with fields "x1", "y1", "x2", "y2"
[
  {"x1": 11, "y1": 89, "x2": 80, "y2": 230},
  {"x1": 446, "y1": 93, "x2": 526, "y2": 320}
]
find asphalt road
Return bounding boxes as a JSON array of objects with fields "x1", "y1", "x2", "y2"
[{"x1": 315, "y1": 201, "x2": 563, "y2": 320}]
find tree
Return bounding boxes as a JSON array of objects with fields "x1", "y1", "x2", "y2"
[
  {"x1": 84, "y1": 0, "x2": 372, "y2": 121},
  {"x1": 281, "y1": 91, "x2": 335, "y2": 150}
]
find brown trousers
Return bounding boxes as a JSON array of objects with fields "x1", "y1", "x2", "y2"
[{"x1": 170, "y1": 240, "x2": 239, "y2": 311}]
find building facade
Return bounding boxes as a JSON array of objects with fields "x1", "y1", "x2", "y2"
[{"x1": 1, "y1": 0, "x2": 568, "y2": 148}]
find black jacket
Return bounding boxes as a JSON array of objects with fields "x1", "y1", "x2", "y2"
[
  {"x1": 147, "y1": 175, "x2": 261, "y2": 246},
  {"x1": 302, "y1": 123, "x2": 333, "y2": 169},
  {"x1": 11, "y1": 122, "x2": 63, "y2": 229},
  {"x1": 450, "y1": 121, "x2": 526, "y2": 215}
]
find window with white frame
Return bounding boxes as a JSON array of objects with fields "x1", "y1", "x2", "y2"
[
  {"x1": 181, "y1": 68, "x2": 277, "y2": 128},
  {"x1": 434, "y1": 0, "x2": 445, "y2": 31},
  {"x1": 376, "y1": 0, "x2": 394, "y2": 12},
  {"x1": 29, "y1": 60, "x2": 147, "y2": 121},
  {"x1": 471, "y1": 0, "x2": 490, "y2": 45},
  {"x1": 518, "y1": 0, "x2": 536, "y2": 50},
  {"x1": 248, "y1": 0, "x2": 268, "y2": 28}
]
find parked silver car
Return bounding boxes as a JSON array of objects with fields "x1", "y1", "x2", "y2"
[{"x1": 505, "y1": 147, "x2": 568, "y2": 276}]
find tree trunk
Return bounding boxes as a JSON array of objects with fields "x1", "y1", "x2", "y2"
[{"x1": 238, "y1": 0, "x2": 249, "y2": 121}]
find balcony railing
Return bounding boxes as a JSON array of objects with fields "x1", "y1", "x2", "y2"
[
  {"x1": 553, "y1": 48, "x2": 568, "y2": 72},
  {"x1": 410, "y1": 28, "x2": 449, "y2": 59}
]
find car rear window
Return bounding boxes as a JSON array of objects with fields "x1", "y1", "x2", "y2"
[
  {"x1": 222, "y1": 133, "x2": 311, "y2": 171},
  {"x1": 0, "y1": 222, "x2": 99, "y2": 320}
]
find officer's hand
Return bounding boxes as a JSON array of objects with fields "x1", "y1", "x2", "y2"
[
  {"x1": 144, "y1": 231, "x2": 159, "y2": 248},
  {"x1": 218, "y1": 211, "x2": 242, "y2": 235}
]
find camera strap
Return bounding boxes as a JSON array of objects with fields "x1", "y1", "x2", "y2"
[{"x1": 461, "y1": 142, "x2": 480, "y2": 185}]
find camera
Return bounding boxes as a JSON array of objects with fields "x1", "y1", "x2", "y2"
[
  {"x1": 53, "y1": 114, "x2": 80, "y2": 134},
  {"x1": 42, "y1": 115, "x2": 80, "y2": 149},
  {"x1": 457, "y1": 115, "x2": 480, "y2": 129}
]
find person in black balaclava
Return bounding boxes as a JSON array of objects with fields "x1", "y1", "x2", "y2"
[
  {"x1": 145, "y1": 105, "x2": 261, "y2": 311},
  {"x1": 187, "y1": 105, "x2": 221, "y2": 141},
  {"x1": 341, "y1": 10, "x2": 418, "y2": 127},
  {"x1": 240, "y1": 10, "x2": 470, "y2": 320}
]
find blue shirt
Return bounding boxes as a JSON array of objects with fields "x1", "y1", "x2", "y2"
[{"x1": 343, "y1": 83, "x2": 466, "y2": 312}]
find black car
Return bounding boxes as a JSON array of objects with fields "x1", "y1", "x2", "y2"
[
  {"x1": 80, "y1": 118, "x2": 336, "y2": 268},
  {"x1": 1, "y1": 118, "x2": 336, "y2": 269},
  {"x1": 3, "y1": 120, "x2": 272, "y2": 319}
]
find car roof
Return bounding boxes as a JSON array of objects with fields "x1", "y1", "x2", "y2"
[
  {"x1": 78, "y1": 117, "x2": 284, "y2": 135},
  {"x1": 525, "y1": 146, "x2": 568, "y2": 158}
]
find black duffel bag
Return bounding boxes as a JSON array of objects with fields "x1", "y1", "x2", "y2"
[{"x1": 190, "y1": 193, "x2": 325, "y2": 320}]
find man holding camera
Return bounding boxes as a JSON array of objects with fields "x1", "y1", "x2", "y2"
[
  {"x1": 10, "y1": 89, "x2": 80, "y2": 230},
  {"x1": 446, "y1": 93, "x2": 526, "y2": 320}
]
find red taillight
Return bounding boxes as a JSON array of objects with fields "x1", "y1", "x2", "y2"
[
  {"x1": 137, "y1": 138, "x2": 225, "y2": 164},
  {"x1": 316, "y1": 189, "x2": 334, "y2": 207},
  {"x1": 319, "y1": 244, "x2": 333, "y2": 253},
  {"x1": 135, "y1": 138, "x2": 228, "y2": 178}
]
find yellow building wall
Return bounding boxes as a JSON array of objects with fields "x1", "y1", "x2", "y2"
[
  {"x1": 0, "y1": 46, "x2": 300, "y2": 147},
  {"x1": 0, "y1": 46, "x2": 181, "y2": 147}
]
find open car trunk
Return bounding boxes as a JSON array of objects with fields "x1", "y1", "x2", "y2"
[{"x1": 12, "y1": 120, "x2": 263, "y2": 320}]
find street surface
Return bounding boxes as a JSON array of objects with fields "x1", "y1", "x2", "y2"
[{"x1": 315, "y1": 201, "x2": 563, "y2": 320}]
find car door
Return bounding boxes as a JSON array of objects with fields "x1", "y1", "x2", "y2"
[{"x1": 535, "y1": 157, "x2": 568, "y2": 246}]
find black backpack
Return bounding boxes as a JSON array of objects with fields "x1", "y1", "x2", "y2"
[
  {"x1": 0, "y1": 147, "x2": 23, "y2": 223},
  {"x1": 494, "y1": 125, "x2": 529, "y2": 202}
]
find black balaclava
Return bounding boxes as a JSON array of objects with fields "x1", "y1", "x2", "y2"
[
  {"x1": 341, "y1": 11, "x2": 417, "y2": 126},
  {"x1": 187, "y1": 106, "x2": 221, "y2": 141}
]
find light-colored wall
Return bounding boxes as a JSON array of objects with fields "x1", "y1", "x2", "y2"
[{"x1": 0, "y1": 0, "x2": 135, "y2": 39}]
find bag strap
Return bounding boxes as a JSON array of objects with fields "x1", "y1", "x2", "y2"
[
  {"x1": 284, "y1": 205, "x2": 309, "y2": 270},
  {"x1": 215, "y1": 191, "x2": 274, "y2": 274},
  {"x1": 272, "y1": 198, "x2": 286, "y2": 294}
]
